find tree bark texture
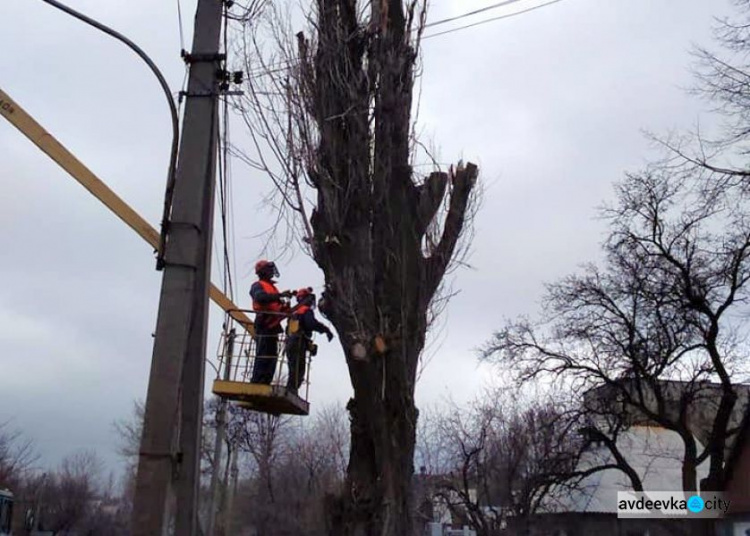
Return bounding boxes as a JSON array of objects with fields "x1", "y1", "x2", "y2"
[{"x1": 299, "y1": 1, "x2": 479, "y2": 534}]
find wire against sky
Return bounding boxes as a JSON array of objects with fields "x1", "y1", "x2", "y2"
[
  {"x1": 240, "y1": 0, "x2": 564, "y2": 78},
  {"x1": 425, "y1": 0, "x2": 531, "y2": 28},
  {"x1": 423, "y1": 0, "x2": 564, "y2": 39},
  {"x1": 176, "y1": 0, "x2": 186, "y2": 51}
]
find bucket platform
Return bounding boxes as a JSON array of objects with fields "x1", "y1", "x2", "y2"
[
  {"x1": 212, "y1": 321, "x2": 312, "y2": 417},
  {"x1": 212, "y1": 380, "x2": 310, "y2": 416}
]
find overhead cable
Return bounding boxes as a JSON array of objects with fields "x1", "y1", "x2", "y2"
[
  {"x1": 423, "y1": 0, "x2": 564, "y2": 40},
  {"x1": 425, "y1": 0, "x2": 531, "y2": 28}
]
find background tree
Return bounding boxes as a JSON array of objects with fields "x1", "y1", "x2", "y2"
[
  {"x1": 112, "y1": 399, "x2": 144, "y2": 517},
  {"x1": 227, "y1": 404, "x2": 349, "y2": 536},
  {"x1": 417, "y1": 391, "x2": 588, "y2": 536},
  {"x1": 666, "y1": 0, "x2": 750, "y2": 181},
  {"x1": 234, "y1": 1, "x2": 479, "y2": 532},
  {"x1": 115, "y1": 399, "x2": 245, "y2": 535},
  {"x1": 0, "y1": 421, "x2": 37, "y2": 491},
  {"x1": 479, "y1": 2, "x2": 750, "y2": 513},
  {"x1": 28, "y1": 450, "x2": 129, "y2": 535},
  {"x1": 115, "y1": 398, "x2": 349, "y2": 536},
  {"x1": 484, "y1": 166, "x2": 750, "y2": 500},
  {"x1": 231, "y1": 411, "x2": 289, "y2": 535}
]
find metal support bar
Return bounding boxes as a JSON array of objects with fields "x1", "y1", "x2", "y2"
[
  {"x1": 179, "y1": 90, "x2": 244, "y2": 98},
  {"x1": 182, "y1": 51, "x2": 226, "y2": 63}
]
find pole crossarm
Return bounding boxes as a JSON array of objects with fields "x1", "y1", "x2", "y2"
[{"x1": 0, "y1": 87, "x2": 254, "y2": 335}]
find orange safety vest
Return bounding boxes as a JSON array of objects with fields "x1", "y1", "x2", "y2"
[
  {"x1": 287, "y1": 304, "x2": 310, "y2": 337},
  {"x1": 253, "y1": 280, "x2": 285, "y2": 329},
  {"x1": 293, "y1": 304, "x2": 310, "y2": 317}
]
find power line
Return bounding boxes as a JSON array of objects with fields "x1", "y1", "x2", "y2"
[
  {"x1": 219, "y1": 2, "x2": 235, "y2": 303},
  {"x1": 228, "y1": 0, "x2": 565, "y2": 82},
  {"x1": 217, "y1": 110, "x2": 234, "y2": 302},
  {"x1": 238, "y1": 0, "x2": 563, "y2": 77},
  {"x1": 226, "y1": 124, "x2": 239, "y2": 305},
  {"x1": 425, "y1": 0, "x2": 530, "y2": 28},
  {"x1": 423, "y1": 0, "x2": 564, "y2": 40},
  {"x1": 176, "y1": 0, "x2": 186, "y2": 51},
  {"x1": 246, "y1": 60, "x2": 296, "y2": 79}
]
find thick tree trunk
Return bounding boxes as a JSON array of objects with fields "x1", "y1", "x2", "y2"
[
  {"x1": 703, "y1": 375, "x2": 737, "y2": 491},
  {"x1": 329, "y1": 343, "x2": 420, "y2": 535},
  {"x1": 300, "y1": 1, "x2": 478, "y2": 534}
]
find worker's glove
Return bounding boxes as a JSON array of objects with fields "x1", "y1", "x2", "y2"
[
  {"x1": 280, "y1": 290, "x2": 294, "y2": 298},
  {"x1": 325, "y1": 330, "x2": 335, "y2": 342}
]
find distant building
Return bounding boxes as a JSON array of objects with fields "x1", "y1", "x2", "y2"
[
  {"x1": 533, "y1": 425, "x2": 706, "y2": 536},
  {"x1": 584, "y1": 380, "x2": 750, "y2": 458},
  {"x1": 525, "y1": 380, "x2": 750, "y2": 536},
  {"x1": 416, "y1": 380, "x2": 750, "y2": 535}
]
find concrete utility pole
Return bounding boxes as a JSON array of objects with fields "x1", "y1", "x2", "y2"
[{"x1": 131, "y1": 0, "x2": 224, "y2": 534}]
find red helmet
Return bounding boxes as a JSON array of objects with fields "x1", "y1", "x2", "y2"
[
  {"x1": 255, "y1": 260, "x2": 279, "y2": 279},
  {"x1": 296, "y1": 287, "x2": 315, "y2": 304}
]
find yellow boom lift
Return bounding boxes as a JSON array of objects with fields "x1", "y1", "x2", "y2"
[{"x1": 0, "y1": 88, "x2": 310, "y2": 416}]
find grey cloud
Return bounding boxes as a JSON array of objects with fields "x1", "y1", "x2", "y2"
[{"x1": 0, "y1": 0, "x2": 736, "y2": 475}]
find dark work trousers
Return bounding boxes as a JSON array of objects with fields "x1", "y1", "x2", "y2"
[
  {"x1": 251, "y1": 330, "x2": 279, "y2": 384},
  {"x1": 285, "y1": 336, "x2": 307, "y2": 392}
]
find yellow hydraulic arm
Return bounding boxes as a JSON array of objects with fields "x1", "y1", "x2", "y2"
[{"x1": 0, "y1": 87, "x2": 254, "y2": 335}]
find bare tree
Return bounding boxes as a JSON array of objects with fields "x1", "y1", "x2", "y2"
[
  {"x1": 484, "y1": 168, "x2": 750, "y2": 500},
  {"x1": 0, "y1": 421, "x2": 37, "y2": 490},
  {"x1": 31, "y1": 450, "x2": 106, "y2": 535},
  {"x1": 203, "y1": 398, "x2": 257, "y2": 536},
  {"x1": 268, "y1": 406, "x2": 350, "y2": 535},
  {"x1": 417, "y1": 391, "x2": 587, "y2": 536},
  {"x1": 653, "y1": 0, "x2": 750, "y2": 191},
  {"x1": 223, "y1": 405, "x2": 348, "y2": 536},
  {"x1": 480, "y1": 0, "x2": 750, "y2": 510},
  {"x1": 114, "y1": 397, "x2": 348, "y2": 535},
  {"x1": 232, "y1": 0, "x2": 479, "y2": 532},
  {"x1": 112, "y1": 399, "x2": 144, "y2": 511},
  {"x1": 115, "y1": 398, "x2": 241, "y2": 535},
  {"x1": 230, "y1": 411, "x2": 290, "y2": 534}
]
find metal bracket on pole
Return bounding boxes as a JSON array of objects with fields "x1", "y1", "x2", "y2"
[
  {"x1": 178, "y1": 90, "x2": 244, "y2": 99},
  {"x1": 181, "y1": 51, "x2": 226, "y2": 64}
]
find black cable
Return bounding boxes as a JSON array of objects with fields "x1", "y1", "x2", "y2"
[
  {"x1": 220, "y1": 2, "x2": 235, "y2": 302},
  {"x1": 176, "y1": 0, "x2": 186, "y2": 52},
  {"x1": 218, "y1": 114, "x2": 234, "y2": 302},
  {"x1": 242, "y1": 0, "x2": 564, "y2": 76},
  {"x1": 39, "y1": 0, "x2": 180, "y2": 271},
  {"x1": 423, "y1": 0, "x2": 564, "y2": 40},
  {"x1": 424, "y1": 0, "x2": 529, "y2": 28}
]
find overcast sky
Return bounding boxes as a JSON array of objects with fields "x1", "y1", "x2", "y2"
[{"x1": 0, "y1": 0, "x2": 732, "y2": 478}]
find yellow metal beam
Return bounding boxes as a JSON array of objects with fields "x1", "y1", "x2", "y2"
[
  {"x1": 212, "y1": 380, "x2": 310, "y2": 416},
  {"x1": 0, "y1": 87, "x2": 254, "y2": 335},
  {"x1": 212, "y1": 380, "x2": 272, "y2": 398}
]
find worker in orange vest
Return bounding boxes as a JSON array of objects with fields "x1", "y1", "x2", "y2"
[
  {"x1": 250, "y1": 260, "x2": 292, "y2": 384},
  {"x1": 285, "y1": 287, "x2": 334, "y2": 394}
]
